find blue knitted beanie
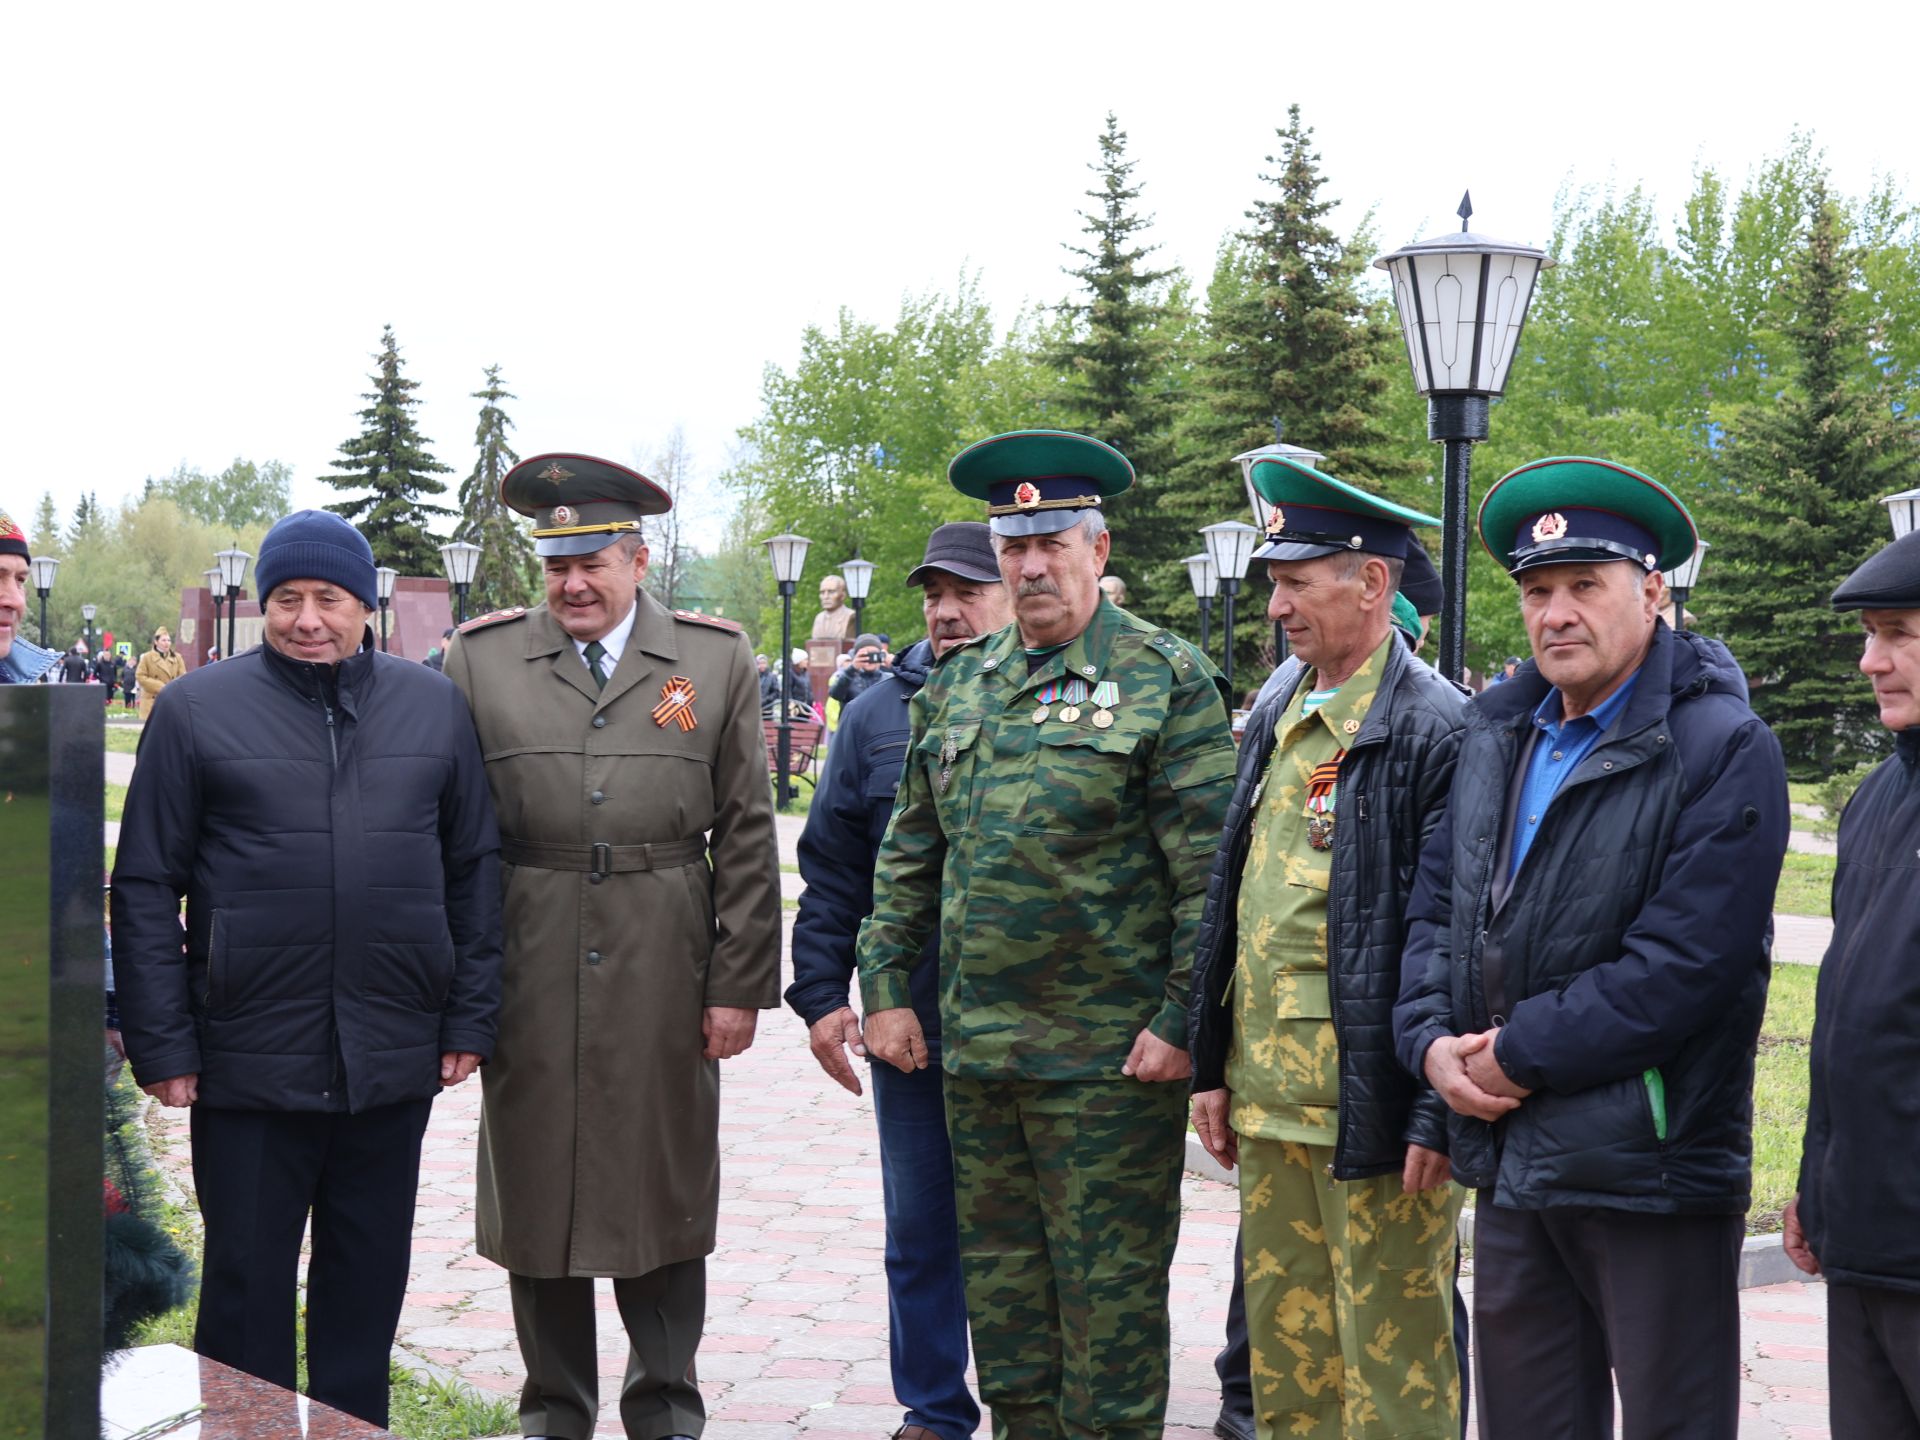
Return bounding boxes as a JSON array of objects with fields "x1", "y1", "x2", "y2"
[{"x1": 255, "y1": 511, "x2": 378, "y2": 610}]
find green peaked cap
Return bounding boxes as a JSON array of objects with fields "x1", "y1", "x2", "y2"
[
  {"x1": 949, "y1": 430, "x2": 1135, "y2": 537},
  {"x1": 1478, "y1": 456, "x2": 1697, "y2": 576},
  {"x1": 1249, "y1": 457, "x2": 1439, "y2": 561}
]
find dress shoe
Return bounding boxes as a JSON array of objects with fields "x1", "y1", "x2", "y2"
[
  {"x1": 891, "y1": 1428, "x2": 939, "y2": 1440},
  {"x1": 1213, "y1": 1407, "x2": 1257, "y2": 1440}
]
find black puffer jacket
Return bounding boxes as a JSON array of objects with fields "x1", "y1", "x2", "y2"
[
  {"x1": 788, "y1": 641, "x2": 941, "y2": 1036},
  {"x1": 1394, "y1": 623, "x2": 1789, "y2": 1212},
  {"x1": 1190, "y1": 635, "x2": 1467, "y2": 1180},
  {"x1": 111, "y1": 636, "x2": 503, "y2": 1113},
  {"x1": 1798, "y1": 728, "x2": 1920, "y2": 1290}
]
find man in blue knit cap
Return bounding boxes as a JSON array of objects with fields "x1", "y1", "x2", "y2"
[{"x1": 113, "y1": 510, "x2": 503, "y2": 1429}]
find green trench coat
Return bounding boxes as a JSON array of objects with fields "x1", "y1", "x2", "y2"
[{"x1": 446, "y1": 590, "x2": 781, "y2": 1277}]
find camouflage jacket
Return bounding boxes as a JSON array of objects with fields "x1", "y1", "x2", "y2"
[{"x1": 857, "y1": 598, "x2": 1236, "y2": 1080}]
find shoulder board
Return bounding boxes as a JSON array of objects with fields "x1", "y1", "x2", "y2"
[
  {"x1": 673, "y1": 609, "x2": 743, "y2": 634},
  {"x1": 1145, "y1": 629, "x2": 1202, "y2": 676},
  {"x1": 458, "y1": 606, "x2": 527, "y2": 635}
]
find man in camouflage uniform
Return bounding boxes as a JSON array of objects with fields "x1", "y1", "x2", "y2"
[
  {"x1": 1189, "y1": 459, "x2": 1468, "y2": 1440},
  {"x1": 858, "y1": 430, "x2": 1237, "y2": 1440}
]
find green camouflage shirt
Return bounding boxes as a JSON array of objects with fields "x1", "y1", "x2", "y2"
[{"x1": 856, "y1": 597, "x2": 1237, "y2": 1080}]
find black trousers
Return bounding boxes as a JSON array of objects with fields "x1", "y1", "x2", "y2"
[
  {"x1": 190, "y1": 1099, "x2": 431, "y2": 1429},
  {"x1": 1829, "y1": 1281, "x2": 1920, "y2": 1439},
  {"x1": 1471, "y1": 1198, "x2": 1743, "y2": 1440}
]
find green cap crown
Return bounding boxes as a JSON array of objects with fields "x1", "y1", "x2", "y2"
[{"x1": 1478, "y1": 457, "x2": 1697, "y2": 576}]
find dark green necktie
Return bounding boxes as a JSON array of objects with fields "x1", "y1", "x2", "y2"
[{"x1": 583, "y1": 640, "x2": 608, "y2": 692}]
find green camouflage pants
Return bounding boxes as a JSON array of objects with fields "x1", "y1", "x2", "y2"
[
  {"x1": 945, "y1": 1074, "x2": 1187, "y2": 1440},
  {"x1": 1239, "y1": 1135, "x2": 1463, "y2": 1440}
]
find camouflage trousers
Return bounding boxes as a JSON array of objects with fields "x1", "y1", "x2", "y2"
[
  {"x1": 945, "y1": 1074, "x2": 1186, "y2": 1440},
  {"x1": 1239, "y1": 1136, "x2": 1463, "y2": 1440}
]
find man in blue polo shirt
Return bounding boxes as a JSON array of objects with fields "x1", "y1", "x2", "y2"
[{"x1": 1395, "y1": 458, "x2": 1789, "y2": 1440}]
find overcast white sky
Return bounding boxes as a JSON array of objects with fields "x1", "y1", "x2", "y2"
[{"x1": 6, "y1": 2, "x2": 1910, "y2": 554}]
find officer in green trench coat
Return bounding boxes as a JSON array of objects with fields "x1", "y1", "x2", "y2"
[{"x1": 446, "y1": 453, "x2": 782, "y2": 1440}]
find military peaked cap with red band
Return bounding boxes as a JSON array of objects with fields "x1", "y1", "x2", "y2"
[
  {"x1": 948, "y1": 430, "x2": 1134, "y2": 537},
  {"x1": 0, "y1": 509, "x2": 29, "y2": 562},
  {"x1": 501, "y1": 453, "x2": 673, "y2": 558}
]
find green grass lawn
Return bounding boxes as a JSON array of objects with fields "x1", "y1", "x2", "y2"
[
  {"x1": 105, "y1": 782, "x2": 127, "y2": 824},
  {"x1": 1773, "y1": 852, "x2": 1835, "y2": 918},
  {"x1": 103, "y1": 727, "x2": 144, "y2": 755},
  {"x1": 1752, "y1": 962, "x2": 1818, "y2": 1233}
]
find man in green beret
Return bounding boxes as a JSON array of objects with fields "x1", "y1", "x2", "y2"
[
  {"x1": 858, "y1": 430, "x2": 1237, "y2": 1439},
  {"x1": 1395, "y1": 457, "x2": 1790, "y2": 1440},
  {"x1": 1785, "y1": 527, "x2": 1920, "y2": 1436},
  {"x1": 1188, "y1": 459, "x2": 1468, "y2": 1440}
]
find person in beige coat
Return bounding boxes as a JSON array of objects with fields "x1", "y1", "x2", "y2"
[
  {"x1": 134, "y1": 628, "x2": 185, "y2": 717},
  {"x1": 446, "y1": 453, "x2": 781, "y2": 1440}
]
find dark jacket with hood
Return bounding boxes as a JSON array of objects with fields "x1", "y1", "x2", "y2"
[
  {"x1": 1190, "y1": 633, "x2": 1467, "y2": 1178},
  {"x1": 788, "y1": 639, "x2": 941, "y2": 1038},
  {"x1": 110, "y1": 634, "x2": 503, "y2": 1113},
  {"x1": 1798, "y1": 728, "x2": 1920, "y2": 1290},
  {"x1": 1394, "y1": 622, "x2": 1789, "y2": 1212}
]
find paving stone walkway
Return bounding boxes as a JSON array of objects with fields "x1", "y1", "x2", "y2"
[{"x1": 139, "y1": 814, "x2": 1840, "y2": 1438}]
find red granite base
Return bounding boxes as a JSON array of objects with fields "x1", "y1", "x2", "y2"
[{"x1": 102, "y1": 1344, "x2": 393, "y2": 1438}]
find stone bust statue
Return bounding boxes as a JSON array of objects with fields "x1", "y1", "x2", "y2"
[{"x1": 809, "y1": 574, "x2": 857, "y2": 645}]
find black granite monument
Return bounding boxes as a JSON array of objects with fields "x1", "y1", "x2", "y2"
[{"x1": 0, "y1": 685, "x2": 104, "y2": 1438}]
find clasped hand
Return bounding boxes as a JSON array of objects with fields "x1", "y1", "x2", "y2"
[{"x1": 1424, "y1": 1030, "x2": 1530, "y2": 1122}]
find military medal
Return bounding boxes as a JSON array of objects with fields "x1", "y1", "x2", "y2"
[
  {"x1": 1305, "y1": 749, "x2": 1344, "y2": 851},
  {"x1": 1090, "y1": 680, "x2": 1119, "y2": 729},
  {"x1": 1031, "y1": 679, "x2": 1063, "y2": 724},
  {"x1": 651, "y1": 676, "x2": 699, "y2": 731},
  {"x1": 1059, "y1": 678, "x2": 1087, "y2": 723}
]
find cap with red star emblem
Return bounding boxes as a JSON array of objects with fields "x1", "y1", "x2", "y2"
[{"x1": 948, "y1": 430, "x2": 1134, "y2": 537}]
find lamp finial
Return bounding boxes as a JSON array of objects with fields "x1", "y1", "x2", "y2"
[{"x1": 1457, "y1": 191, "x2": 1473, "y2": 232}]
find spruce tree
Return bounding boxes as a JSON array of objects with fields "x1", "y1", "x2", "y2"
[
  {"x1": 1050, "y1": 113, "x2": 1184, "y2": 599},
  {"x1": 1161, "y1": 106, "x2": 1424, "y2": 669},
  {"x1": 31, "y1": 493, "x2": 60, "y2": 555},
  {"x1": 454, "y1": 365, "x2": 535, "y2": 615},
  {"x1": 322, "y1": 325, "x2": 454, "y2": 574},
  {"x1": 1704, "y1": 185, "x2": 1916, "y2": 778}
]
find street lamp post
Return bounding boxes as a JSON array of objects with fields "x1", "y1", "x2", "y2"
[
  {"x1": 1200, "y1": 521, "x2": 1260, "y2": 694},
  {"x1": 375, "y1": 566, "x2": 399, "y2": 652},
  {"x1": 203, "y1": 567, "x2": 225, "y2": 658},
  {"x1": 438, "y1": 541, "x2": 483, "y2": 627},
  {"x1": 1662, "y1": 542, "x2": 1710, "y2": 634},
  {"x1": 28, "y1": 554, "x2": 58, "y2": 649},
  {"x1": 840, "y1": 557, "x2": 875, "y2": 627},
  {"x1": 1184, "y1": 551, "x2": 1220, "y2": 655},
  {"x1": 1376, "y1": 194, "x2": 1556, "y2": 684},
  {"x1": 1234, "y1": 438, "x2": 1326, "y2": 662},
  {"x1": 214, "y1": 544, "x2": 252, "y2": 659},
  {"x1": 1881, "y1": 485, "x2": 1920, "y2": 539},
  {"x1": 81, "y1": 602, "x2": 97, "y2": 656},
  {"x1": 764, "y1": 531, "x2": 812, "y2": 811}
]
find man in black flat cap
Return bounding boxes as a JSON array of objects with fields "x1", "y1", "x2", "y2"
[
  {"x1": 1786, "y1": 527, "x2": 1920, "y2": 1438},
  {"x1": 1395, "y1": 457, "x2": 1790, "y2": 1440},
  {"x1": 447, "y1": 454, "x2": 782, "y2": 1440},
  {"x1": 789, "y1": 521, "x2": 1012, "y2": 1440}
]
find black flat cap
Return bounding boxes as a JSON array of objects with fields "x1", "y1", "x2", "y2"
[
  {"x1": 906, "y1": 521, "x2": 1000, "y2": 586},
  {"x1": 1832, "y1": 530, "x2": 1920, "y2": 610},
  {"x1": 1399, "y1": 535, "x2": 1443, "y2": 616}
]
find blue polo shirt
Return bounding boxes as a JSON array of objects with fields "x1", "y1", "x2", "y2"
[{"x1": 1508, "y1": 669, "x2": 1642, "y2": 876}]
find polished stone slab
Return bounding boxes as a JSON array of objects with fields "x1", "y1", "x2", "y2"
[
  {"x1": 101, "y1": 1344, "x2": 394, "y2": 1438},
  {"x1": 0, "y1": 684, "x2": 105, "y2": 1438}
]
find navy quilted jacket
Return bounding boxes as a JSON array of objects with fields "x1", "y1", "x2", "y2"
[{"x1": 1394, "y1": 623, "x2": 1789, "y2": 1212}]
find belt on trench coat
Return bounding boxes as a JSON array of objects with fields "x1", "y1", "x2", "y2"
[{"x1": 499, "y1": 835, "x2": 707, "y2": 878}]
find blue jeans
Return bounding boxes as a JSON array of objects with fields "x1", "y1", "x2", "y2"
[{"x1": 871, "y1": 1045, "x2": 979, "y2": 1440}]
